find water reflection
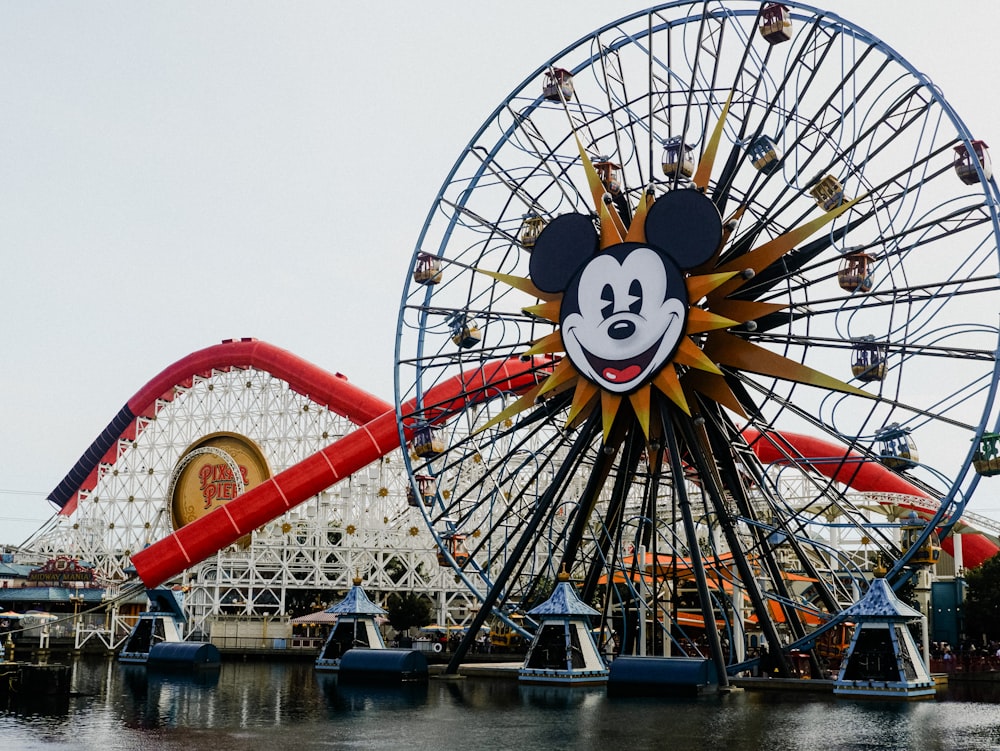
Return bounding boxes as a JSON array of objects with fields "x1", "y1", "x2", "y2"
[
  {"x1": 2, "y1": 659, "x2": 1000, "y2": 751},
  {"x1": 318, "y1": 673, "x2": 429, "y2": 711},
  {"x1": 118, "y1": 663, "x2": 221, "y2": 729}
]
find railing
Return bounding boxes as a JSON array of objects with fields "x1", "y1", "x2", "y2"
[
  {"x1": 208, "y1": 635, "x2": 321, "y2": 651},
  {"x1": 931, "y1": 655, "x2": 1000, "y2": 674}
]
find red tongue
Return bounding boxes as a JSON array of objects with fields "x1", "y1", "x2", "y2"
[{"x1": 603, "y1": 365, "x2": 641, "y2": 383}]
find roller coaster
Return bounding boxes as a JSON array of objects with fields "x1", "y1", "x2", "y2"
[{"x1": 11, "y1": 2, "x2": 1000, "y2": 680}]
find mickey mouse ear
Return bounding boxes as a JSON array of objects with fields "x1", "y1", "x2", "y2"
[
  {"x1": 644, "y1": 189, "x2": 723, "y2": 270},
  {"x1": 528, "y1": 213, "x2": 599, "y2": 294}
]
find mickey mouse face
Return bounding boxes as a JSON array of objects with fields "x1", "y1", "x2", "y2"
[
  {"x1": 562, "y1": 243, "x2": 686, "y2": 392},
  {"x1": 529, "y1": 189, "x2": 722, "y2": 395}
]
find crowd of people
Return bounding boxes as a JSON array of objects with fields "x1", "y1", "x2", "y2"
[{"x1": 929, "y1": 639, "x2": 1000, "y2": 673}]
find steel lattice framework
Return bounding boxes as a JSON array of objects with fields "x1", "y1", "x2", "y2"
[{"x1": 30, "y1": 362, "x2": 478, "y2": 635}]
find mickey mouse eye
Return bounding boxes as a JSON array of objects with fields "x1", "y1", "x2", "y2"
[
  {"x1": 601, "y1": 284, "x2": 614, "y2": 319},
  {"x1": 628, "y1": 279, "x2": 642, "y2": 314}
]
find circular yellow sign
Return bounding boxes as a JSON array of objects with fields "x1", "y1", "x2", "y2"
[{"x1": 169, "y1": 432, "x2": 271, "y2": 535}]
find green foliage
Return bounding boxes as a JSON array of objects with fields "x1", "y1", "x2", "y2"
[
  {"x1": 385, "y1": 591, "x2": 433, "y2": 634},
  {"x1": 964, "y1": 554, "x2": 1000, "y2": 641}
]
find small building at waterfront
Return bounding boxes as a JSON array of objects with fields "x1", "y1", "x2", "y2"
[
  {"x1": 519, "y1": 570, "x2": 608, "y2": 685},
  {"x1": 315, "y1": 576, "x2": 387, "y2": 671},
  {"x1": 834, "y1": 576, "x2": 935, "y2": 700}
]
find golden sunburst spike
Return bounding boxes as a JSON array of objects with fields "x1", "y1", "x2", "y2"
[
  {"x1": 692, "y1": 89, "x2": 734, "y2": 191},
  {"x1": 684, "y1": 371, "x2": 748, "y2": 419},
  {"x1": 703, "y1": 332, "x2": 873, "y2": 398},
  {"x1": 600, "y1": 390, "x2": 623, "y2": 444},
  {"x1": 536, "y1": 358, "x2": 578, "y2": 397},
  {"x1": 598, "y1": 197, "x2": 623, "y2": 249},
  {"x1": 674, "y1": 338, "x2": 723, "y2": 374},
  {"x1": 710, "y1": 194, "x2": 866, "y2": 301},
  {"x1": 473, "y1": 383, "x2": 545, "y2": 435},
  {"x1": 687, "y1": 271, "x2": 741, "y2": 302},
  {"x1": 574, "y1": 133, "x2": 608, "y2": 212},
  {"x1": 522, "y1": 299, "x2": 561, "y2": 323},
  {"x1": 477, "y1": 268, "x2": 560, "y2": 302},
  {"x1": 653, "y1": 367, "x2": 691, "y2": 415},
  {"x1": 522, "y1": 329, "x2": 564, "y2": 357},
  {"x1": 625, "y1": 184, "x2": 654, "y2": 243},
  {"x1": 573, "y1": 133, "x2": 626, "y2": 245},
  {"x1": 628, "y1": 385, "x2": 652, "y2": 440},
  {"x1": 566, "y1": 379, "x2": 599, "y2": 428}
]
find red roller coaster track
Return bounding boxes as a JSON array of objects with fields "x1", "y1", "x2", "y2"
[
  {"x1": 49, "y1": 339, "x2": 997, "y2": 587},
  {"x1": 744, "y1": 428, "x2": 999, "y2": 569}
]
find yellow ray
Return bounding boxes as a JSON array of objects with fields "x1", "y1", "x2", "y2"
[
  {"x1": 566, "y1": 379, "x2": 599, "y2": 428},
  {"x1": 674, "y1": 338, "x2": 723, "y2": 375},
  {"x1": 601, "y1": 390, "x2": 623, "y2": 443},
  {"x1": 687, "y1": 271, "x2": 741, "y2": 302},
  {"x1": 473, "y1": 382, "x2": 544, "y2": 434},
  {"x1": 523, "y1": 330, "x2": 565, "y2": 356},
  {"x1": 575, "y1": 134, "x2": 610, "y2": 215},
  {"x1": 693, "y1": 90, "x2": 734, "y2": 190},
  {"x1": 477, "y1": 269, "x2": 561, "y2": 302},
  {"x1": 703, "y1": 332, "x2": 872, "y2": 397},
  {"x1": 522, "y1": 299, "x2": 561, "y2": 323},
  {"x1": 599, "y1": 198, "x2": 624, "y2": 249},
  {"x1": 708, "y1": 299, "x2": 786, "y2": 324},
  {"x1": 683, "y1": 370, "x2": 747, "y2": 418},
  {"x1": 709, "y1": 195, "x2": 866, "y2": 301},
  {"x1": 653, "y1": 366, "x2": 690, "y2": 415},
  {"x1": 625, "y1": 187, "x2": 653, "y2": 243},
  {"x1": 574, "y1": 132, "x2": 627, "y2": 242},
  {"x1": 723, "y1": 205, "x2": 746, "y2": 234},
  {"x1": 644, "y1": 443, "x2": 662, "y2": 471},
  {"x1": 537, "y1": 358, "x2": 579, "y2": 397},
  {"x1": 628, "y1": 385, "x2": 652, "y2": 440},
  {"x1": 686, "y1": 307, "x2": 740, "y2": 335}
]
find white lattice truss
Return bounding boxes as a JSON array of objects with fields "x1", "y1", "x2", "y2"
[
  {"x1": 27, "y1": 365, "x2": 991, "y2": 637},
  {"x1": 29, "y1": 366, "x2": 477, "y2": 634}
]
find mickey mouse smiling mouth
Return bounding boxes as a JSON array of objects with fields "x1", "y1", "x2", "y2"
[
  {"x1": 561, "y1": 245, "x2": 687, "y2": 394},
  {"x1": 567, "y1": 311, "x2": 681, "y2": 387}
]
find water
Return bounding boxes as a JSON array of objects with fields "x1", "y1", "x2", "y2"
[{"x1": 3, "y1": 658, "x2": 1000, "y2": 750}]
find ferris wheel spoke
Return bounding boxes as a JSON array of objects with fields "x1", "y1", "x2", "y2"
[{"x1": 401, "y1": 2, "x2": 1000, "y2": 677}]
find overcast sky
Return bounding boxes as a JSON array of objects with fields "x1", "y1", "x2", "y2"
[{"x1": 2, "y1": 0, "x2": 998, "y2": 545}]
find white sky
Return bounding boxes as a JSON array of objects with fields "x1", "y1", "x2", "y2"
[{"x1": 1, "y1": 0, "x2": 998, "y2": 545}]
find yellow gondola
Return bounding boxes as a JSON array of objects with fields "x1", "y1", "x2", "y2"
[
  {"x1": 662, "y1": 136, "x2": 695, "y2": 179},
  {"x1": 900, "y1": 513, "x2": 941, "y2": 567},
  {"x1": 412, "y1": 424, "x2": 444, "y2": 459},
  {"x1": 810, "y1": 175, "x2": 845, "y2": 211},
  {"x1": 748, "y1": 135, "x2": 781, "y2": 174},
  {"x1": 519, "y1": 214, "x2": 546, "y2": 249},
  {"x1": 837, "y1": 249, "x2": 875, "y2": 293},
  {"x1": 413, "y1": 253, "x2": 442, "y2": 285},
  {"x1": 851, "y1": 336, "x2": 886, "y2": 382},
  {"x1": 973, "y1": 432, "x2": 1000, "y2": 477}
]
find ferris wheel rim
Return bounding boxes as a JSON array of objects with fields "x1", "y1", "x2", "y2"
[{"x1": 394, "y1": 1, "x2": 1000, "y2": 672}]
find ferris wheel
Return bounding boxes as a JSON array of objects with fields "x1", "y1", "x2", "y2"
[{"x1": 395, "y1": 1, "x2": 1000, "y2": 674}]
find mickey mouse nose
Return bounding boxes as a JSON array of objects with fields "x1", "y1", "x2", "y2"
[{"x1": 608, "y1": 320, "x2": 635, "y2": 340}]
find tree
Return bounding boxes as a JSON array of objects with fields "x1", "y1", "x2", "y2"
[
  {"x1": 385, "y1": 591, "x2": 433, "y2": 634},
  {"x1": 963, "y1": 554, "x2": 1000, "y2": 642}
]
